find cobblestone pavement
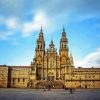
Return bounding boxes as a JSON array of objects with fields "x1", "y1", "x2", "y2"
[{"x1": 0, "y1": 89, "x2": 100, "y2": 100}]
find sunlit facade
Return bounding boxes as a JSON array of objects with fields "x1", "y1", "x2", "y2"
[{"x1": 0, "y1": 28, "x2": 100, "y2": 89}]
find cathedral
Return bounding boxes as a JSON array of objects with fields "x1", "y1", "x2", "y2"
[
  {"x1": 31, "y1": 27, "x2": 74, "y2": 81},
  {"x1": 0, "y1": 27, "x2": 100, "y2": 89}
]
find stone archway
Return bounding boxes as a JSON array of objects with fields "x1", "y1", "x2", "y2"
[
  {"x1": 48, "y1": 72, "x2": 54, "y2": 81},
  {"x1": 48, "y1": 76, "x2": 54, "y2": 81}
]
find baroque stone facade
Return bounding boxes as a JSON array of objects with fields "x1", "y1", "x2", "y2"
[{"x1": 0, "y1": 27, "x2": 100, "y2": 89}]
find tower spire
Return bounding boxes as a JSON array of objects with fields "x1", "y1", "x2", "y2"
[
  {"x1": 63, "y1": 25, "x2": 65, "y2": 32},
  {"x1": 62, "y1": 25, "x2": 66, "y2": 37},
  {"x1": 41, "y1": 25, "x2": 43, "y2": 32}
]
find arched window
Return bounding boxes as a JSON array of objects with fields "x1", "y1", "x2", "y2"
[
  {"x1": 41, "y1": 45, "x2": 42, "y2": 49},
  {"x1": 62, "y1": 44, "x2": 63, "y2": 48},
  {"x1": 18, "y1": 79, "x2": 20, "y2": 82},
  {"x1": 38, "y1": 45, "x2": 39, "y2": 49}
]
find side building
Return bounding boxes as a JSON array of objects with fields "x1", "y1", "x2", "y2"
[
  {"x1": 0, "y1": 65, "x2": 8, "y2": 88},
  {"x1": 8, "y1": 66, "x2": 32, "y2": 88},
  {"x1": 65, "y1": 67, "x2": 100, "y2": 88}
]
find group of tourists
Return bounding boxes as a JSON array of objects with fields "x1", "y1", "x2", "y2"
[{"x1": 43, "y1": 85, "x2": 75, "y2": 93}]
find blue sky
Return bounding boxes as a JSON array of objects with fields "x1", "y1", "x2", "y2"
[{"x1": 0, "y1": 0, "x2": 100, "y2": 67}]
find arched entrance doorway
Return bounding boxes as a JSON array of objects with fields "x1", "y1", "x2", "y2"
[
  {"x1": 48, "y1": 76, "x2": 54, "y2": 81},
  {"x1": 48, "y1": 72, "x2": 54, "y2": 81}
]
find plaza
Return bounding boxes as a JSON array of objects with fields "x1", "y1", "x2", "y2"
[{"x1": 0, "y1": 89, "x2": 100, "y2": 100}]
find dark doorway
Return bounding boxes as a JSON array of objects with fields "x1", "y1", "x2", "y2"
[
  {"x1": 85, "y1": 85, "x2": 87, "y2": 88},
  {"x1": 48, "y1": 76, "x2": 54, "y2": 81},
  {"x1": 79, "y1": 85, "x2": 81, "y2": 88}
]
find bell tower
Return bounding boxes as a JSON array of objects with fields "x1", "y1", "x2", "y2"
[
  {"x1": 35, "y1": 26, "x2": 45, "y2": 58},
  {"x1": 35, "y1": 26, "x2": 45, "y2": 80},
  {"x1": 59, "y1": 27, "x2": 69, "y2": 65},
  {"x1": 59, "y1": 27, "x2": 69, "y2": 80}
]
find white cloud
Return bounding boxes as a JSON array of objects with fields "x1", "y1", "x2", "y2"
[
  {"x1": 0, "y1": 11, "x2": 51, "y2": 39},
  {"x1": 75, "y1": 48, "x2": 100, "y2": 68},
  {"x1": 0, "y1": 17, "x2": 19, "y2": 29},
  {"x1": 5, "y1": 18, "x2": 19, "y2": 30},
  {"x1": 0, "y1": 31, "x2": 15, "y2": 40},
  {"x1": 0, "y1": 17, "x2": 20, "y2": 40},
  {"x1": 21, "y1": 11, "x2": 51, "y2": 37}
]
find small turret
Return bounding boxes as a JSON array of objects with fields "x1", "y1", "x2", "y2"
[
  {"x1": 47, "y1": 40, "x2": 56, "y2": 52},
  {"x1": 70, "y1": 53, "x2": 74, "y2": 66}
]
